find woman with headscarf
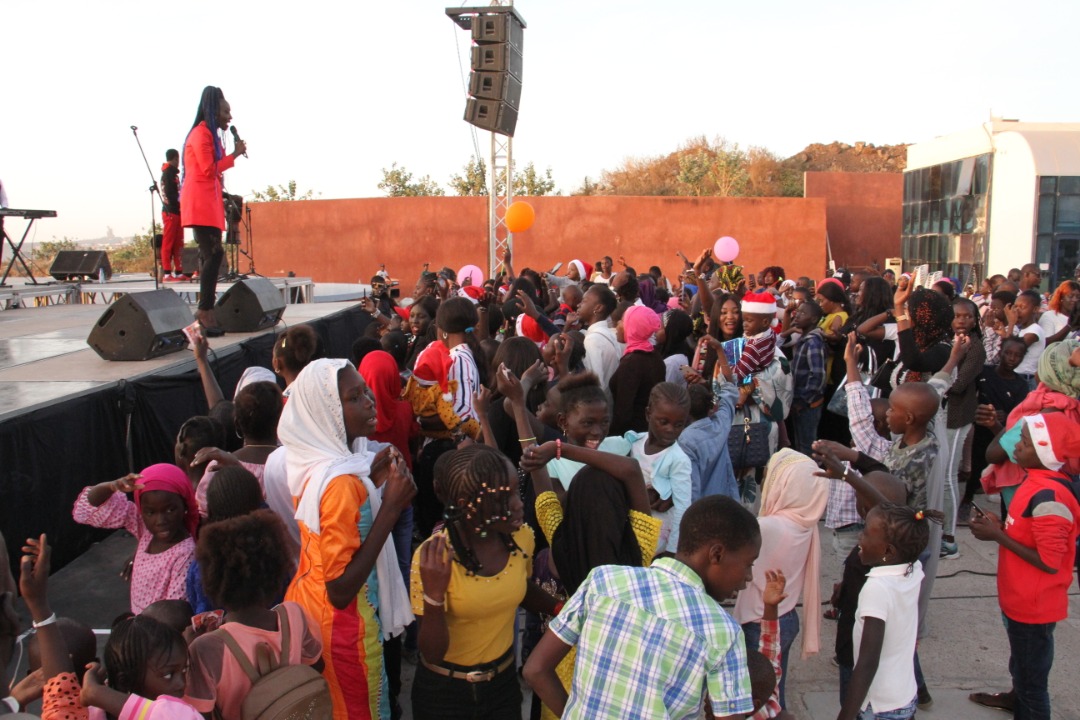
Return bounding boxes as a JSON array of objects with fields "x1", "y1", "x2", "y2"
[
  {"x1": 733, "y1": 449, "x2": 828, "y2": 708},
  {"x1": 637, "y1": 275, "x2": 669, "y2": 315},
  {"x1": 981, "y1": 340, "x2": 1080, "y2": 512},
  {"x1": 893, "y1": 285, "x2": 954, "y2": 385},
  {"x1": 609, "y1": 304, "x2": 665, "y2": 435},
  {"x1": 279, "y1": 358, "x2": 417, "y2": 720}
]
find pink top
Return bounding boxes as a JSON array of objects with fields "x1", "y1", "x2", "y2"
[
  {"x1": 184, "y1": 602, "x2": 323, "y2": 720},
  {"x1": 72, "y1": 489, "x2": 195, "y2": 614},
  {"x1": 195, "y1": 460, "x2": 267, "y2": 518},
  {"x1": 43, "y1": 672, "x2": 202, "y2": 720}
]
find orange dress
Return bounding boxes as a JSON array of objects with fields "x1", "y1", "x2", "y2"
[{"x1": 285, "y1": 474, "x2": 388, "y2": 720}]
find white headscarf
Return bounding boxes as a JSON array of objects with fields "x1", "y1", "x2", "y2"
[
  {"x1": 235, "y1": 366, "x2": 277, "y2": 394},
  {"x1": 277, "y1": 358, "x2": 413, "y2": 639}
]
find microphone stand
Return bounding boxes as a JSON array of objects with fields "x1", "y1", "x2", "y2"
[
  {"x1": 240, "y1": 204, "x2": 262, "y2": 278},
  {"x1": 130, "y1": 126, "x2": 161, "y2": 291}
]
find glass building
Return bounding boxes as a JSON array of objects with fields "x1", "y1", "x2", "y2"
[{"x1": 903, "y1": 121, "x2": 1080, "y2": 290}]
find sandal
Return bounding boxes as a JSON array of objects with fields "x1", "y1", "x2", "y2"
[{"x1": 969, "y1": 690, "x2": 1014, "y2": 712}]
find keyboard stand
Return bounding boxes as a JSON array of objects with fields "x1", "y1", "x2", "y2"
[{"x1": 0, "y1": 217, "x2": 41, "y2": 287}]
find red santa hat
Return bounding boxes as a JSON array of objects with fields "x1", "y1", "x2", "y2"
[
  {"x1": 516, "y1": 314, "x2": 549, "y2": 345},
  {"x1": 569, "y1": 259, "x2": 592, "y2": 282},
  {"x1": 1023, "y1": 413, "x2": 1080, "y2": 472},
  {"x1": 741, "y1": 289, "x2": 777, "y2": 315}
]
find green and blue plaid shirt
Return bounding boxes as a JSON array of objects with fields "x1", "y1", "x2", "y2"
[{"x1": 550, "y1": 557, "x2": 754, "y2": 719}]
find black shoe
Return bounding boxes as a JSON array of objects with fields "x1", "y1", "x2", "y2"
[
  {"x1": 969, "y1": 690, "x2": 1015, "y2": 712},
  {"x1": 917, "y1": 685, "x2": 933, "y2": 709}
]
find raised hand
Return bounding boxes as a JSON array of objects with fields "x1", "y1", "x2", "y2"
[
  {"x1": 111, "y1": 473, "x2": 144, "y2": 494},
  {"x1": 762, "y1": 569, "x2": 788, "y2": 607},
  {"x1": 495, "y1": 363, "x2": 526, "y2": 404},
  {"x1": 419, "y1": 533, "x2": 453, "y2": 603}
]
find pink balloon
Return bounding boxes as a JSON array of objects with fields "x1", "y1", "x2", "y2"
[
  {"x1": 457, "y1": 264, "x2": 484, "y2": 288},
  {"x1": 713, "y1": 236, "x2": 740, "y2": 263}
]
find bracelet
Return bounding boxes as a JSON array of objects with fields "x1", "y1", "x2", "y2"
[
  {"x1": 2, "y1": 697, "x2": 20, "y2": 714},
  {"x1": 32, "y1": 612, "x2": 57, "y2": 629},
  {"x1": 555, "y1": 438, "x2": 562, "y2": 460},
  {"x1": 423, "y1": 593, "x2": 445, "y2": 607},
  {"x1": 894, "y1": 314, "x2": 909, "y2": 322},
  {"x1": 518, "y1": 436, "x2": 536, "y2": 444}
]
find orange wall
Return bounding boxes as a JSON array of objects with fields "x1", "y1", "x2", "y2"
[
  {"x1": 804, "y1": 172, "x2": 903, "y2": 271},
  {"x1": 249, "y1": 195, "x2": 828, "y2": 284}
]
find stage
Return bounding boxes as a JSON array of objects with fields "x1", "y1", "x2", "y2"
[{"x1": 0, "y1": 299, "x2": 372, "y2": 574}]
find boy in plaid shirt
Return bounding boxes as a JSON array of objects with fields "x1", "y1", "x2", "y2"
[{"x1": 524, "y1": 496, "x2": 759, "y2": 720}]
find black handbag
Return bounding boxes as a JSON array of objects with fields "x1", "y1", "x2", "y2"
[
  {"x1": 868, "y1": 357, "x2": 898, "y2": 393},
  {"x1": 727, "y1": 406, "x2": 771, "y2": 470}
]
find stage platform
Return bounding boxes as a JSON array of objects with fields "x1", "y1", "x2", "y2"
[
  {"x1": 0, "y1": 274, "x2": 314, "y2": 310},
  {"x1": 0, "y1": 299, "x2": 372, "y2": 574},
  {"x1": 0, "y1": 300, "x2": 349, "y2": 422}
]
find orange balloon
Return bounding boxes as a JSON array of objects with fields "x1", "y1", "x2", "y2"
[{"x1": 504, "y1": 200, "x2": 535, "y2": 233}]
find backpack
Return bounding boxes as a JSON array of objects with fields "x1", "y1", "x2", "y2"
[{"x1": 213, "y1": 605, "x2": 332, "y2": 720}]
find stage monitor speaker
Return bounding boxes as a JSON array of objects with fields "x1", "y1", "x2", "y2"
[
  {"x1": 214, "y1": 278, "x2": 285, "y2": 333},
  {"x1": 50, "y1": 250, "x2": 112, "y2": 282},
  {"x1": 471, "y1": 12, "x2": 524, "y2": 50},
  {"x1": 468, "y1": 71, "x2": 522, "y2": 109},
  {"x1": 181, "y1": 247, "x2": 230, "y2": 278},
  {"x1": 470, "y1": 43, "x2": 523, "y2": 80},
  {"x1": 464, "y1": 97, "x2": 519, "y2": 137},
  {"x1": 87, "y1": 290, "x2": 192, "y2": 361}
]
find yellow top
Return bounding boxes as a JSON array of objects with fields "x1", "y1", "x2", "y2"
[
  {"x1": 533, "y1": 490, "x2": 663, "y2": 720},
  {"x1": 411, "y1": 525, "x2": 534, "y2": 666}
]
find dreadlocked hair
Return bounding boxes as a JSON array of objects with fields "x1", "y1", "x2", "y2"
[
  {"x1": 437, "y1": 444, "x2": 524, "y2": 575},
  {"x1": 188, "y1": 86, "x2": 225, "y2": 161},
  {"x1": 104, "y1": 615, "x2": 186, "y2": 696},
  {"x1": 875, "y1": 502, "x2": 944, "y2": 567}
]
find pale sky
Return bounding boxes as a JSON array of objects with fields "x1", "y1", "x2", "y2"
[{"x1": 4, "y1": 0, "x2": 1079, "y2": 242}]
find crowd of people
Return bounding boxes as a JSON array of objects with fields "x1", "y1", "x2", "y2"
[{"x1": 2, "y1": 249, "x2": 1080, "y2": 720}]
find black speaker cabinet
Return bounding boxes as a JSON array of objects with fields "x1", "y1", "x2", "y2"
[
  {"x1": 464, "y1": 97, "x2": 519, "y2": 137},
  {"x1": 49, "y1": 250, "x2": 112, "y2": 282},
  {"x1": 470, "y1": 43, "x2": 523, "y2": 79},
  {"x1": 468, "y1": 71, "x2": 522, "y2": 109},
  {"x1": 214, "y1": 278, "x2": 285, "y2": 332},
  {"x1": 87, "y1": 290, "x2": 192, "y2": 361},
  {"x1": 181, "y1": 247, "x2": 230, "y2": 278}
]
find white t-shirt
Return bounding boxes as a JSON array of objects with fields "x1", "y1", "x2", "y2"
[
  {"x1": 1038, "y1": 310, "x2": 1069, "y2": 339},
  {"x1": 854, "y1": 562, "x2": 925, "y2": 712},
  {"x1": 583, "y1": 320, "x2": 622, "y2": 388},
  {"x1": 1015, "y1": 323, "x2": 1046, "y2": 375}
]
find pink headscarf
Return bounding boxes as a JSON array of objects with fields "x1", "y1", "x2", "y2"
[
  {"x1": 134, "y1": 463, "x2": 200, "y2": 539},
  {"x1": 758, "y1": 449, "x2": 828, "y2": 658},
  {"x1": 621, "y1": 305, "x2": 660, "y2": 355}
]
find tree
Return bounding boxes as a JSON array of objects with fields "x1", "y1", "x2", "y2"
[
  {"x1": 251, "y1": 180, "x2": 318, "y2": 202},
  {"x1": 448, "y1": 156, "x2": 489, "y2": 196},
  {"x1": 514, "y1": 162, "x2": 557, "y2": 196},
  {"x1": 573, "y1": 176, "x2": 600, "y2": 196},
  {"x1": 378, "y1": 163, "x2": 445, "y2": 197}
]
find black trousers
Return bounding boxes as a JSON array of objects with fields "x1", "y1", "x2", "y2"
[
  {"x1": 411, "y1": 661, "x2": 521, "y2": 720},
  {"x1": 192, "y1": 225, "x2": 224, "y2": 311}
]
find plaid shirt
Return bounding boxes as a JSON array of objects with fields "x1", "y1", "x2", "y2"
[
  {"x1": 792, "y1": 328, "x2": 827, "y2": 407},
  {"x1": 550, "y1": 558, "x2": 754, "y2": 719},
  {"x1": 750, "y1": 618, "x2": 782, "y2": 719}
]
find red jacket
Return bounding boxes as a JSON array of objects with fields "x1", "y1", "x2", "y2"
[
  {"x1": 998, "y1": 468, "x2": 1080, "y2": 624},
  {"x1": 180, "y1": 122, "x2": 235, "y2": 230}
]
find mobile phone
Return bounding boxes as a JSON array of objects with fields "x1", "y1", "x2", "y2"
[
  {"x1": 971, "y1": 502, "x2": 988, "y2": 519},
  {"x1": 437, "y1": 277, "x2": 448, "y2": 289},
  {"x1": 550, "y1": 262, "x2": 563, "y2": 274}
]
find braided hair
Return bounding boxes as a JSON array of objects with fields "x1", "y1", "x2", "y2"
[
  {"x1": 104, "y1": 615, "x2": 186, "y2": 695},
  {"x1": 189, "y1": 86, "x2": 226, "y2": 160},
  {"x1": 437, "y1": 444, "x2": 524, "y2": 575},
  {"x1": 875, "y1": 502, "x2": 944, "y2": 568},
  {"x1": 205, "y1": 465, "x2": 263, "y2": 524}
]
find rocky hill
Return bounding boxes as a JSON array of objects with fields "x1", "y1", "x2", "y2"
[{"x1": 784, "y1": 142, "x2": 908, "y2": 174}]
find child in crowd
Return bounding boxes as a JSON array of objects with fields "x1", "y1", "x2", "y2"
[
  {"x1": 788, "y1": 299, "x2": 827, "y2": 456},
  {"x1": 1012, "y1": 289, "x2": 1047, "y2": 389},
  {"x1": 624, "y1": 382, "x2": 693, "y2": 553},
  {"x1": 411, "y1": 444, "x2": 557, "y2": 720},
  {"x1": 72, "y1": 464, "x2": 199, "y2": 614},
  {"x1": 523, "y1": 495, "x2": 759, "y2": 720},
  {"x1": 970, "y1": 413, "x2": 1080, "y2": 719},
  {"x1": 713, "y1": 289, "x2": 778, "y2": 383},
  {"x1": 750, "y1": 569, "x2": 790, "y2": 720},
  {"x1": 185, "y1": 511, "x2": 325, "y2": 720},
  {"x1": 679, "y1": 381, "x2": 741, "y2": 502},
  {"x1": 838, "y1": 504, "x2": 943, "y2": 720}
]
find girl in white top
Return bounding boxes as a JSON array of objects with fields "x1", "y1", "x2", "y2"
[{"x1": 840, "y1": 504, "x2": 944, "y2": 720}]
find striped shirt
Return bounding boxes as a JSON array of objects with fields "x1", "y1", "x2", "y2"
[
  {"x1": 733, "y1": 329, "x2": 776, "y2": 381},
  {"x1": 448, "y1": 343, "x2": 479, "y2": 424},
  {"x1": 550, "y1": 558, "x2": 754, "y2": 719}
]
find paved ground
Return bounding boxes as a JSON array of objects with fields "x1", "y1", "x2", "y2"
[{"x1": 8, "y1": 514, "x2": 1080, "y2": 719}]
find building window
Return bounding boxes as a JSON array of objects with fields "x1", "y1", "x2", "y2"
[{"x1": 1035, "y1": 176, "x2": 1080, "y2": 286}]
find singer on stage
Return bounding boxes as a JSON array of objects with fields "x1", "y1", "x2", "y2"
[{"x1": 180, "y1": 85, "x2": 246, "y2": 335}]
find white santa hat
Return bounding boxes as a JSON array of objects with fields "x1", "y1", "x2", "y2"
[
  {"x1": 1023, "y1": 413, "x2": 1080, "y2": 472},
  {"x1": 741, "y1": 289, "x2": 777, "y2": 315}
]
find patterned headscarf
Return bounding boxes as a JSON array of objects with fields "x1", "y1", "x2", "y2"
[
  {"x1": 1038, "y1": 339, "x2": 1080, "y2": 398},
  {"x1": 909, "y1": 288, "x2": 952, "y2": 350}
]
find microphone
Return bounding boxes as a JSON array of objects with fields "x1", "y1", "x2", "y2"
[
  {"x1": 130, "y1": 125, "x2": 138, "y2": 131},
  {"x1": 230, "y1": 126, "x2": 248, "y2": 158}
]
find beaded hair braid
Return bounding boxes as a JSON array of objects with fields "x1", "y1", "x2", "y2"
[
  {"x1": 438, "y1": 444, "x2": 524, "y2": 575},
  {"x1": 875, "y1": 502, "x2": 944, "y2": 571}
]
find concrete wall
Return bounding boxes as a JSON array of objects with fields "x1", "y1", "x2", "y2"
[
  {"x1": 804, "y1": 172, "x2": 903, "y2": 271},
  {"x1": 248, "y1": 195, "x2": 828, "y2": 284}
]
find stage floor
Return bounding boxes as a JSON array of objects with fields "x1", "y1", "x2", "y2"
[{"x1": 0, "y1": 300, "x2": 355, "y2": 421}]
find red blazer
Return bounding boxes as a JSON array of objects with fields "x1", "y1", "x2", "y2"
[{"x1": 180, "y1": 122, "x2": 235, "y2": 230}]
